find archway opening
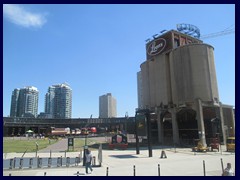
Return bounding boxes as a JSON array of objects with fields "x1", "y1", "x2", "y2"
[{"x1": 177, "y1": 108, "x2": 198, "y2": 145}]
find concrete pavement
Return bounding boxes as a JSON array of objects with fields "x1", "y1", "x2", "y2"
[
  {"x1": 3, "y1": 146, "x2": 235, "y2": 176},
  {"x1": 38, "y1": 138, "x2": 68, "y2": 153}
]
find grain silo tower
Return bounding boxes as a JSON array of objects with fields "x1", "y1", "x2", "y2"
[{"x1": 137, "y1": 24, "x2": 231, "y2": 146}]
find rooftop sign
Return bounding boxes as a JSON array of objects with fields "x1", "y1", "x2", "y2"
[{"x1": 147, "y1": 38, "x2": 166, "y2": 56}]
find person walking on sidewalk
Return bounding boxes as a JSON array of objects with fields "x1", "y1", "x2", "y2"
[
  {"x1": 85, "y1": 149, "x2": 93, "y2": 174},
  {"x1": 222, "y1": 163, "x2": 234, "y2": 176}
]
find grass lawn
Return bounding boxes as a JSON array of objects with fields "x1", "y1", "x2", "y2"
[
  {"x1": 3, "y1": 137, "x2": 100, "y2": 153},
  {"x1": 3, "y1": 138, "x2": 59, "y2": 153}
]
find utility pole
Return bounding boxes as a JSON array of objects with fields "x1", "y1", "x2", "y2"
[{"x1": 135, "y1": 112, "x2": 140, "y2": 154}]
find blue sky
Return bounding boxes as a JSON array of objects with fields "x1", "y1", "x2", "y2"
[{"x1": 3, "y1": 4, "x2": 235, "y2": 118}]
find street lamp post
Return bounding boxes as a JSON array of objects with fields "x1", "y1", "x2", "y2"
[
  {"x1": 135, "y1": 108, "x2": 153, "y2": 157},
  {"x1": 135, "y1": 112, "x2": 140, "y2": 154},
  {"x1": 35, "y1": 142, "x2": 39, "y2": 157},
  {"x1": 146, "y1": 110, "x2": 153, "y2": 157},
  {"x1": 125, "y1": 112, "x2": 128, "y2": 134}
]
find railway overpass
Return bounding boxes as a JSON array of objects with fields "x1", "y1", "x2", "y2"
[{"x1": 3, "y1": 117, "x2": 135, "y2": 136}]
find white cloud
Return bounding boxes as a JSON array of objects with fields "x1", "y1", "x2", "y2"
[{"x1": 3, "y1": 4, "x2": 47, "y2": 28}]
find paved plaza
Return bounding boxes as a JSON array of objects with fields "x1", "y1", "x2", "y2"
[{"x1": 3, "y1": 145, "x2": 235, "y2": 176}]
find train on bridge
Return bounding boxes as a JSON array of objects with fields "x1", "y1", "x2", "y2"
[{"x1": 47, "y1": 127, "x2": 98, "y2": 137}]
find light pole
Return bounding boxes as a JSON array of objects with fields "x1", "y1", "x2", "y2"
[
  {"x1": 125, "y1": 112, "x2": 128, "y2": 134},
  {"x1": 145, "y1": 110, "x2": 153, "y2": 157},
  {"x1": 134, "y1": 112, "x2": 140, "y2": 154},
  {"x1": 35, "y1": 142, "x2": 39, "y2": 157},
  {"x1": 135, "y1": 108, "x2": 153, "y2": 157}
]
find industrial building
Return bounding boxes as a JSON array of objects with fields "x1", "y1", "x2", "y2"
[
  {"x1": 5, "y1": 27, "x2": 234, "y2": 148},
  {"x1": 137, "y1": 29, "x2": 235, "y2": 146}
]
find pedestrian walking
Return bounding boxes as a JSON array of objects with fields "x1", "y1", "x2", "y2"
[
  {"x1": 85, "y1": 149, "x2": 93, "y2": 174},
  {"x1": 222, "y1": 163, "x2": 234, "y2": 176}
]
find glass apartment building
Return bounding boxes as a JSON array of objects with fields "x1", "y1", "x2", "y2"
[
  {"x1": 45, "y1": 83, "x2": 72, "y2": 119},
  {"x1": 10, "y1": 86, "x2": 39, "y2": 118}
]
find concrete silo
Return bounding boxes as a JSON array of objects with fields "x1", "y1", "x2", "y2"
[
  {"x1": 138, "y1": 30, "x2": 230, "y2": 146},
  {"x1": 140, "y1": 53, "x2": 172, "y2": 108},
  {"x1": 169, "y1": 43, "x2": 219, "y2": 105}
]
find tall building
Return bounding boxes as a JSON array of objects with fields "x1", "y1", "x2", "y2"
[
  {"x1": 99, "y1": 93, "x2": 117, "y2": 118},
  {"x1": 45, "y1": 83, "x2": 72, "y2": 119},
  {"x1": 10, "y1": 86, "x2": 39, "y2": 118},
  {"x1": 10, "y1": 88, "x2": 20, "y2": 117},
  {"x1": 44, "y1": 86, "x2": 55, "y2": 118}
]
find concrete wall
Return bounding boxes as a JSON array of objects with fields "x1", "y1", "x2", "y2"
[
  {"x1": 170, "y1": 44, "x2": 219, "y2": 105},
  {"x1": 140, "y1": 43, "x2": 219, "y2": 109},
  {"x1": 140, "y1": 54, "x2": 171, "y2": 108},
  {"x1": 222, "y1": 105, "x2": 235, "y2": 137},
  {"x1": 141, "y1": 61, "x2": 150, "y2": 108}
]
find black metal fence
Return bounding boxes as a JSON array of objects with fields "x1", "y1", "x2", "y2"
[{"x1": 4, "y1": 156, "x2": 81, "y2": 170}]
